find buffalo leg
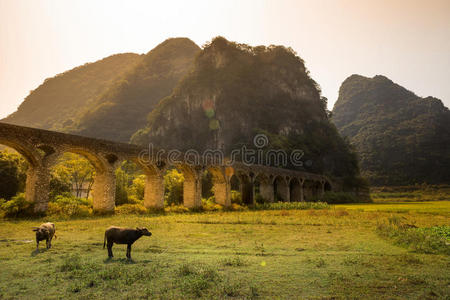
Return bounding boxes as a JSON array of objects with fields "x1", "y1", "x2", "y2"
[
  {"x1": 46, "y1": 238, "x2": 50, "y2": 249},
  {"x1": 107, "y1": 242, "x2": 114, "y2": 258},
  {"x1": 36, "y1": 240, "x2": 39, "y2": 250},
  {"x1": 126, "y1": 244, "x2": 131, "y2": 259}
]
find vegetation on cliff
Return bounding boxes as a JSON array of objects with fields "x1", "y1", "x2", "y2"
[
  {"x1": 132, "y1": 37, "x2": 360, "y2": 181},
  {"x1": 71, "y1": 38, "x2": 200, "y2": 142},
  {"x1": 3, "y1": 53, "x2": 141, "y2": 131},
  {"x1": 332, "y1": 75, "x2": 450, "y2": 185}
]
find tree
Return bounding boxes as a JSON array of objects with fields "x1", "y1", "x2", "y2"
[
  {"x1": 115, "y1": 168, "x2": 129, "y2": 205},
  {"x1": 51, "y1": 153, "x2": 95, "y2": 199},
  {"x1": 0, "y1": 151, "x2": 27, "y2": 200},
  {"x1": 164, "y1": 169, "x2": 184, "y2": 205}
]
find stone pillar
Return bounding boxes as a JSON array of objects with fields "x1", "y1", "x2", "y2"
[
  {"x1": 144, "y1": 172, "x2": 165, "y2": 209},
  {"x1": 183, "y1": 168, "x2": 202, "y2": 209},
  {"x1": 276, "y1": 178, "x2": 290, "y2": 202},
  {"x1": 25, "y1": 166, "x2": 51, "y2": 213},
  {"x1": 213, "y1": 180, "x2": 231, "y2": 207},
  {"x1": 92, "y1": 168, "x2": 116, "y2": 213},
  {"x1": 299, "y1": 179, "x2": 305, "y2": 202},
  {"x1": 259, "y1": 181, "x2": 274, "y2": 202}
]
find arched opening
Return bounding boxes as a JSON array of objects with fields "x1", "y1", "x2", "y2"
[
  {"x1": 51, "y1": 148, "x2": 117, "y2": 212},
  {"x1": 236, "y1": 172, "x2": 254, "y2": 205},
  {"x1": 201, "y1": 170, "x2": 214, "y2": 201},
  {"x1": 114, "y1": 160, "x2": 147, "y2": 206},
  {"x1": 289, "y1": 178, "x2": 302, "y2": 202},
  {"x1": 49, "y1": 152, "x2": 96, "y2": 208},
  {"x1": 303, "y1": 180, "x2": 322, "y2": 201},
  {"x1": 230, "y1": 174, "x2": 242, "y2": 205},
  {"x1": 0, "y1": 145, "x2": 29, "y2": 201},
  {"x1": 0, "y1": 139, "x2": 47, "y2": 213},
  {"x1": 273, "y1": 176, "x2": 289, "y2": 202},
  {"x1": 162, "y1": 166, "x2": 184, "y2": 207},
  {"x1": 324, "y1": 181, "x2": 332, "y2": 192}
]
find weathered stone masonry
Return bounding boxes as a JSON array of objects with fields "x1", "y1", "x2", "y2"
[{"x1": 0, "y1": 122, "x2": 333, "y2": 213}]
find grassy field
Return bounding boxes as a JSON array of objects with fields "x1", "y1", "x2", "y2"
[{"x1": 0, "y1": 201, "x2": 449, "y2": 299}]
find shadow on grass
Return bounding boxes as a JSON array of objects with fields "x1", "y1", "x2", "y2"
[
  {"x1": 31, "y1": 248, "x2": 48, "y2": 256},
  {"x1": 103, "y1": 257, "x2": 140, "y2": 264}
]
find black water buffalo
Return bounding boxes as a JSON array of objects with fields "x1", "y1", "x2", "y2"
[
  {"x1": 103, "y1": 226, "x2": 152, "y2": 259},
  {"x1": 32, "y1": 222, "x2": 56, "y2": 250}
]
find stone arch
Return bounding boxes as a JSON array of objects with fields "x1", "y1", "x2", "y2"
[
  {"x1": 303, "y1": 179, "x2": 321, "y2": 201},
  {"x1": 54, "y1": 147, "x2": 119, "y2": 212},
  {"x1": 0, "y1": 138, "x2": 40, "y2": 168},
  {"x1": 273, "y1": 175, "x2": 289, "y2": 202},
  {"x1": 234, "y1": 170, "x2": 254, "y2": 205},
  {"x1": 0, "y1": 138, "x2": 54, "y2": 212},
  {"x1": 229, "y1": 173, "x2": 241, "y2": 204},
  {"x1": 255, "y1": 173, "x2": 273, "y2": 203}
]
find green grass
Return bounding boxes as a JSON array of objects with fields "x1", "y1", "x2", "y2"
[{"x1": 0, "y1": 202, "x2": 449, "y2": 299}]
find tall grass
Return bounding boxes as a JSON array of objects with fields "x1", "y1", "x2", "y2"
[{"x1": 376, "y1": 216, "x2": 449, "y2": 255}]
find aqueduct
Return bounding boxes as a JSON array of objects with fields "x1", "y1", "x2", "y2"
[{"x1": 0, "y1": 122, "x2": 333, "y2": 213}]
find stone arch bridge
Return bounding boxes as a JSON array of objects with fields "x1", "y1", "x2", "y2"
[{"x1": 0, "y1": 122, "x2": 334, "y2": 213}]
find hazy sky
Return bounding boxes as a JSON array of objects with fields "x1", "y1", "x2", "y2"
[{"x1": 1, "y1": 0, "x2": 449, "y2": 119}]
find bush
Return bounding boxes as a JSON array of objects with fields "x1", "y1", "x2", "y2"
[
  {"x1": 202, "y1": 196, "x2": 224, "y2": 211},
  {"x1": 0, "y1": 193, "x2": 34, "y2": 217},
  {"x1": 231, "y1": 203, "x2": 247, "y2": 211},
  {"x1": 377, "y1": 217, "x2": 449, "y2": 255},
  {"x1": 115, "y1": 204, "x2": 147, "y2": 215},
  {"x1": 47, "y1": 195, "x2": 92, "y2": 217},
  {"x1": 164, "y1": 204, "x2": 190, "y2": 213},
  {"x1": 230, "y1": 190, "x2": 241, "y2": 204}
]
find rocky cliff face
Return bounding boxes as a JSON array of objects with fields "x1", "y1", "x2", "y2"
[
  {"x1": 70, "y1": 38, "x2": 200, "y2": 142},
  {"x1": 133, "y1": 37, "x2": 359, "y2": 180},
  {"x1": 332, "y1": 74, "x2": 450, "y2": 185}
]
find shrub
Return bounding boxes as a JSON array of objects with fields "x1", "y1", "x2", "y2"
[
  {"x1": 129, "y1": 175, "x2": 146, "y2": 200},
  {"x1": 165, "y1": 204, "x2": 190, "y2": 213},
  {"x1": 230, "y1": 190, "x2": 241, "y2": 204},
  {"x1": 1, "y1": 193, "x2": 34, "y2": 217},
  {"x1": 126, "y1": 195, "x2": 143, "y2": 205},
  {"x1": 115, "y1": 204, "x2": 147, "y2": 215},
  {"x1": 231, "y1": 203, "x2": 247, "y2": 211},
  {"x1": 377, "y1": 218, "x2": 449, "y2": 255},
  {"x1": 47, "y1": 195, "x2": 92, "y2": 217},
  {"x1": 202, "y1": 196, "x2": 224, "y2": 211}
]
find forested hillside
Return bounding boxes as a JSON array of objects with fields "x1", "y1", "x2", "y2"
[
  {"x1": 332, "y1": 75, "x2": 450, "y2": 185},
  {"x1": 133, "y1": 37, "x2": 360, "y2": 183},
  {"x1": 2, "y1": 53, "x2": 141, "y2": 130},
  {"x1": 70, "y1": 38, "x2": 200, "y2": 142}
]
